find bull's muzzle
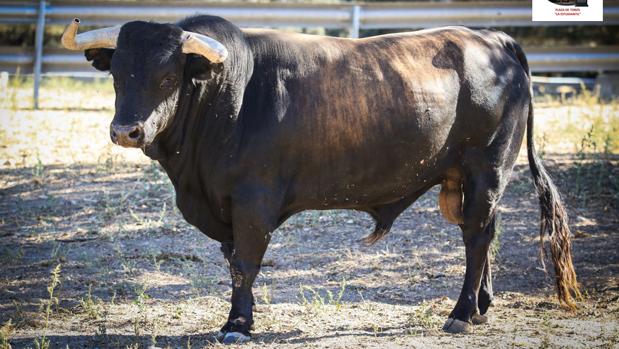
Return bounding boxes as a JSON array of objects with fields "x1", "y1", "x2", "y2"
[{"x1": 110, "y1": 123, "x2": 144, "y2": 148}]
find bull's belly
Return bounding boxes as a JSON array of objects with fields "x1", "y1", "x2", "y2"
[{"x1": 286, "y1": 139, "x2": 455, "y2": 210}]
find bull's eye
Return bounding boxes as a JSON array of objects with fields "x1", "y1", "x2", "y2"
[{"x1": 160, "y1": 76, "x2": 177, "y2": 90}]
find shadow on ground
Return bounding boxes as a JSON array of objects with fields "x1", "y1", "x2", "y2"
[{"x1": 0, "y1": 155, "x2": 617, "y2": 348}]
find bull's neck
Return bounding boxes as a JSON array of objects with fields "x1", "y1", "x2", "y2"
[
  {"x1": 147, "y1": 79, "x2": 241, "y2": 184},
  {"x1": 146, "y1": 34, "x2": 254, "y2": 187}
]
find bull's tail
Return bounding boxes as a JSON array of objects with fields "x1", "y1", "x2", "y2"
[
  {"x1": 514, "y1": 42, "x2": 581, "y2": 308},
  {"x1": 527, "y1": 100, "x2": 581, "y2": 309}
]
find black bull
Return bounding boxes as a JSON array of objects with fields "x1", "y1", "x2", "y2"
[{"x1": 69, "y1": 15, "x2": 580, "y2": 343}]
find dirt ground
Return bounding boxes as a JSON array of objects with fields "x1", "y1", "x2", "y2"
[{"x1": 0, "y1": 87, "x2": 618, "y2": 348}]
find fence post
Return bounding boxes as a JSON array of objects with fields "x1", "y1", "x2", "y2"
[
  {"x1": 350, "y1": 5, "x2": 360, "y2": 38},
  {"x1": 33, "y1": 0, "x2": 46, "y2": 110}
]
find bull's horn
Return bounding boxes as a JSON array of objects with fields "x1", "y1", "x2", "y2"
[
  {"x1": 61, "y1": 18, "x2": 120, "y2": 50},
  {"x1": 181, "y1": 31, "x2": 228, "y2": 63}
]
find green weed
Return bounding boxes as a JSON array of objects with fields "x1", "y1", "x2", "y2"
[
  {"x1": 34, "y1": 264, "x2": 62, "y2": 349},
  {"x1": 96, "y1": 145, "x2": 120, "y2": 173},
  {"x1": 31, "y1": 156, "x2": 45, "y2": 179},
  {"x1": 49, "y1": 242, "x2": 66, "y2": 264},
  {"x1": 172, "y1": 305, "x2": 184, "y2": 320},
  {"x1": 112, "y1": 242, "x2": 138, "y2": 276},
  {"x1": 189, "y1": 272, "x2": 216, "y2": 295},
  {"x1": 259, "y1": 283, "x2": 272, "y2": 305},
  {"x1": 540, "y1": 314, "x2": 552, "y2": 349},
  {"x1": 79, "y1": 284, "x2": 102, "y2": 321},
  {"x1": 299, "y1": 278, "x2": 348, "y2": 312},
  {"x1": 0, "y1": 320, "x2": 14, "y2": 349},
  {"x1": 4, "y1": 69, "x2": 32, "y2": 110},
  {"x1": 569, "y1": 123, "x2": 619, "y2": 209},
  {"x1": 407, "y1": 302, "x2": 442, "y2": 334}
]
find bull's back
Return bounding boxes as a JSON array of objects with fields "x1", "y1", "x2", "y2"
[{"x1": 240, "y1": 27, "x2": 528, "y2": 208}]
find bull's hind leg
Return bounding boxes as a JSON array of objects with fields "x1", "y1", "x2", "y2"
[
  {"x1": 442, "y1": 151, "x2": 510, "y2": 334},
  {"x1": 478, "y1": 212, "x2": 502, "y2": 316},
  {"x1": 443, "y1": 85, "x2": 528, "y2": 333}
]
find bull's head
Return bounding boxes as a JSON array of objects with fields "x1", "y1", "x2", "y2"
[{"x1": 61, "y1": 18, "x2": 228, "y2": 148}]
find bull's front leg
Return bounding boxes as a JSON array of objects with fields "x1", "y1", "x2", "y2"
[{"x1": 216, "y1": 191, "x2": 277, "y2": 344}]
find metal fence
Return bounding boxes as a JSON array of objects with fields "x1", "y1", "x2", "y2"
[{"x1": 1, "y1": 1, "x2": 618, "y2": 108}]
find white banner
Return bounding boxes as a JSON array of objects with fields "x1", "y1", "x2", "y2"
[{"x1": 532, "y1": 0, "x2": 603, "y2": 21}]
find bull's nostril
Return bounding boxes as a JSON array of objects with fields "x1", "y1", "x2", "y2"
[
  {"x1": 128, "y1": 128, "x2": 141, "y2": 139},
  {"x1": 110, "y1": 123, "x2": 142, "y2": 146}
]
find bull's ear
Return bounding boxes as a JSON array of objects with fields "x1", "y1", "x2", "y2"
[
  {"x1": 84, "y1": 48, "x2": 115, "y2": 71},
  {"x1": 186, "y1": 55, "x2": 223, "y2": 80}
]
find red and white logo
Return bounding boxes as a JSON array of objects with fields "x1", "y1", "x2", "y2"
[{"x1": 533, "y1": 0, "x2": 603, "y2": 21}]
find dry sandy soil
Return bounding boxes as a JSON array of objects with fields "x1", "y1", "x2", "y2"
[{"x1": 0, "y1": 86, "x2": 618, "y2": 348}]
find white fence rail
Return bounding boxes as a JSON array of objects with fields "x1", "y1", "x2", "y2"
[{"x1": 1, "y1": 0, "x2": 618, "y2": 108}]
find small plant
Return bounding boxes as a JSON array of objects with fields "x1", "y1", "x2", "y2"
[
  {"x1": 100, "y1": 191, "x2": 126, "y2": 222},
  {"x1": 574, "y1": 82, "x2": 599, "y2": 107},
  {"x1": 173, "y1": 305, "x2": 184, "y2": 320},
  {"x1": 539, "y1": 314, "x2": 553, "y2": 349},
  {"x1": 31, "y1": 156, "x2": 46, "y2": 185},
  {"x1": 329, "y1": 278, "x2": 348, "y2": 311},
  {"x1": 536, "y1": 132, "x2": 549, "y2": 160},
  {"x1": 407, "y1": 302, "x2": 442, "y2": 334},
  {"x1": 0, "y1": 319, "x2": 14, "y2": 349},
  {"x1": 149, "y1": 319, "x2": 161, "y2": 348},
  {"x1": 49, "y1": 242, "x2": 66, "y2": 264},
  {"x1": 32, "y1": 157, "x2": 45, "y2": 177},
  {"x1": 371, "y1": 323, "x2": 382, "y2": 337},
  {"x1": 34, "y1": 264, "x2": 62, "y2": 349},
  {"x1": 95, "y1": 144, "x2": 120, "y2": 173},
  {"x1": 186, "y1": 262, "x2": 216, "y2": 295},
  {"x1": 151, "y1": 253, "x2": 163, "y2": 272},
  {"x1": 129, "y1": 202, "x2": 167, "y2": 230},
  {"x1": 93, "y1": 297, "x2": 110, "y2": 342},
  {"x1": 259, "y1": 284, "x2": 271, "y2": 305},
  {"x1": 113, "y1": 243, "x2": 137, "y2": 275},
  {"x1": 133, "y1": 284, "x2": 150, "y2": 307},
  {"x1": 79, "y1": 284, "x2": 102, "y2": 320},
  {"x1": 6, "y1": 68, "x2": 32, "y2": 110},
  {"x1": 569, "y1": 119, "x2": 619, "y2": 209},
  {"x1": 603, "y1": 327, "x2": 619, "y2": 349},
  {"x1": 132, "y1": 284, "x2": 150, "y2": 338},
  {"x1": 299, "y1": 278, "x2": 347, "y2": 312}
]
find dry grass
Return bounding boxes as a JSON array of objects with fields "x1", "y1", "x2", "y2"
[{"x1": 0, "y1": 78, "x2": 617, "y2": 348}]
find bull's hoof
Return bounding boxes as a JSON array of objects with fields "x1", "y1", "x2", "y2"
[
  {"x1": 471, "y1": 313, "x2": 488, "y2": 325},
  {"x1": 442, "y1": 318, "x2": 472, "y2": 334},
  {"x1": 222, "y1": 331, "x2": 251, "y2": 344}
]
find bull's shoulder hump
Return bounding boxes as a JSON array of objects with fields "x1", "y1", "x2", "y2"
[
  {"x1": 242, "y1": 28, "x2": 354, "y2": 62},
  {"x1": 242, "y1": 28, "x2": 349, "y2": 44}
]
